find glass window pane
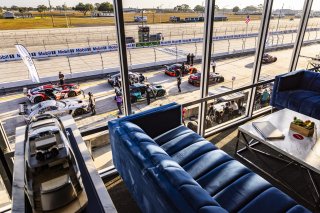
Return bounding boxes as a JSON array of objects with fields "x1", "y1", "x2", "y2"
[
  {"x1": 258, "y1": 0, "x2": 305, "y2": 80},
  {"x1": 296, "y1": 1, "x2": 320, "y2": 71}
]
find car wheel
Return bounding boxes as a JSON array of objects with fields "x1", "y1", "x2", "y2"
[
  {"x1": 157, "y1": 90, "x2": 165, "y2": 97},
  {"x1": 34, "y1": 96, "x2": 43, "y2": 103},
  {"x1": 73, "y1": 108, "x2": 86, "y2": 116},
  {"x1": 68, "y1": 91, "x2": 76, "y2": 97},
  {"x1": 131, "y1": 96, "x2": 137, "y2": 103},
  {"x1": 219, "y1": 77, "x2": 224, "y2": 83},
  {"x1": 274, "y1": 57, "x2": 277, "y2": 62}
]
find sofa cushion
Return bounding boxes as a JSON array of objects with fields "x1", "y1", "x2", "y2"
[
  {"x1": 154, "y1": 158, "x2": 227, "y2": 213},
  {"x1": 299, "y1": 95, "x2": 320, "y2": 120},
  {"x1": 238, "y1": 187, "x2": 298, "y2": 213},
  {"x1": 301, "y1": 71, "x2": 320, "y2": 92},
  {"x1": 286, "y1": 90, "x2": 320, "y2": 112}
]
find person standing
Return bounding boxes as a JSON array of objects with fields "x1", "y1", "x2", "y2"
[
  {"x1": 146, "y1": 85, "x2": 152, "y2": 105},
  {"x1": 187, "y1": 53, "x2": 191, "y2": 65},
  {"x1": 181, "y1": 62, "x2": 185, "y2": 77},
  {"x1": 115, "y1": 94, "x2": 123, "y2": 115},
  {"x1": 58, "y1": 72, "x2": 65, "y2": 85},
  {"x1": 190, "y1": 53, "x2": 195, "y2": 65},
  {"x1": 211, "y1": 60, "x2": 216, "y2": 73},
  {"x1": 177, "y1": 76, "x2": 182, "y2": 93},
  {"x1": 139, "y1": 73, "x2": 145, "y2": 83},
  {"x1": 230, "y1": 100, "x2": 239, "y2": 117},
  {"x1": 88, "y1": 92, "x2": 96, "y2": 115}
]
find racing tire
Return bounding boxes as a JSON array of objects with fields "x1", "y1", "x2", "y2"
[
  {"x1": 131, "y1": 96, "x2": 137, "y2": 103},
  {"x1": 68, "y1": 91, "x2": 76, "y2": 97},
  {"x1": 34, "y1": 96, "x2": 43, "y2": 103},
  {"x1": 156, "y1": 90, "x2": 165, "y2": 97},
  {"x1": 274, "y1": 57, "x2": 277, "y2": 62},
  {"x1": 73, "y1": 108, "x2": 86, "y2": 116},
  {"x1": 218, "y1": 77, "x2": 224, "y2": 83}
]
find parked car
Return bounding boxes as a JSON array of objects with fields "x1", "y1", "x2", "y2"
[
  {"x1": 25, "y1": 84, "x2": 83, "y2": 104},
  {"x1": 164, "y1": 64, "x2": 198, "y2": 77},
  {"x1": 115, "y1": 83, "x2": 166, "y2": 103},
  {"x1": 107, "y1": 72, "x2": 144, "y2": 87},
  {"x1": 19, "y1": 99, "x2": 89, "y2": 121},
  {"x1": 188, "y1": 72, "x2": 224, "y2": 86},
  {"x1": 24, "y1": 113, "x2": 88, "y2": 212},
  {"x1": 262, "y1": 53, "x2": 277, "y2": 64}
]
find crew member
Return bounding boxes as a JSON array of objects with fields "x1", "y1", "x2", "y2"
[
  {"x1": 190, "y1": 53, "x2": 195, "y2": 65},
  {"x1": 115, "y1": 94, "x2": 123, "y2": 115},
  {"x1": 230, "y1": 100, "x2": 239, "y2": 117},
  {"x1": 58, "y1": 72, "x2": 65, "y2": 85},
  {"x1": 187, "y1": 53, "x2": 191, "y2": 65},
  {"x1": 177, "y1": 76, "x2": 182, "y2": 93},
  {"x1": 181, "y1": 62, "x2": 185, "y2": 77},
  {"x1": 139, "y1": 73, "x2": 145, "y2": 83},
  {"x1": 211, "y1": 60, "x2": 216, "y2": 73},
  {"x1": 146, "y1": 85, "x2": 152, "y2": 105},
  {"x1": 88, "y1": 92, "x2": 96, "y2": 115}
]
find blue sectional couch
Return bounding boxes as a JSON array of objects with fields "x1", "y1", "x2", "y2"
[
  {"x1": 271, "y1": 70, "x2": 320, "y2": 119},
  {"x1": 109, "y1": 103, "x2": 310, "y2": 213}
]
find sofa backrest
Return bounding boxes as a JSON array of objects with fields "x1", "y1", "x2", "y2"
[
  {"x1": 118, "y1": 121, "x2": 227, "y2": 213},
  {"x1": 110, "y1": 103, "x2": 182, "y2": 138},
  {"x1": 301, "y1": 70, "x2": 320, "y2": 93}
]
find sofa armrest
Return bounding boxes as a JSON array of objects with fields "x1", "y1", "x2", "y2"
[
  {"x1": 276, "y1": 70, "x2": 304, "y2": 92},
  {"x1": 110, "y1": 103, "x2": 182, "y2": 138}
]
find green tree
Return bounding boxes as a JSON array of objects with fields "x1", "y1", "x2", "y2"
[
  {"x1": 174, "y1": 4, "x2": 190, "y2": 12},
  {"x1": 37, "y1": 5, "x2": 48, "y2": 18},
  {"x1": 232, "y1": 6, "x2": 240, "y2": 12},
  {"x1": 0, "y1": 7, "x2": 3, "y2": 13},
  {"x1": 243, "y1": 5, "x2": 258, "y2": 12},
  {"x1": 11, "y1": 5, "x2": 19, "y2": 11},
  {"x1": 194, "y1": 5, "x2": 205, "y2": 13},
  {"x1": 74, "y1": 3, "x2": 86, "y2": 15},
  {"x1": 98, "y1": 2, "x2": 113, "y2": 12},
  {"x1": 84, "y1": 3, "x2": 94, "y2": 15},
  {"x1": 94, "y1": 3, "x2": 100, "y2": 10}
]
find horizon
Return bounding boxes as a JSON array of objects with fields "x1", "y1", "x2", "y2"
[{"x1": 1, "y1": 0, "x2": 318, "y2": 10}]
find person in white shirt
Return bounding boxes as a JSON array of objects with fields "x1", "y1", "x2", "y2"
[
  {"x1": 211, "y1": 60, "x2": 216, "y2": 73},
  {"x1": 230, "y1": 100, "x2": 239, "y2": 116}
]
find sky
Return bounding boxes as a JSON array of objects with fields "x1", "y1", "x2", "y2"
[{"x1": 0, "y1": 0, "x2": 319, "y2": 10}]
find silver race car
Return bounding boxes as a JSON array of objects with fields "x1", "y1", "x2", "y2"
[
  {"x1": 24, "y1": 113, "x2": 88, "y2": 212},
  {"x1": 19, "y1": 99, "x2": 89, "y2": 121}
]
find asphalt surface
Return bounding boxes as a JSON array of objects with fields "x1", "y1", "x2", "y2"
[{"x1": 0, "y1": 43, "x2": 318, "y2": 145}]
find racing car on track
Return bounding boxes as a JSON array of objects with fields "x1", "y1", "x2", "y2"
[
  {"x1": 115, "y1": 83, "x2": 166, "y2": 103},
  {"x1": 164, "y1": 64, "x2": 198, "y2": 77},
  {"x1": 24, "y1": 113, "x2": 88, "y2": 212},
  {"x1": 188, "y1": 72, "x2": 224, "y2": 86},
  {"x1": 107, "y1": 72, "x2": 145, "y2": 87},
  {"x1": 25, "y1": 84, "x2": 83, "y2": 103},
  {"x1": 19, "y1": 99, "x2": 89, "y2": 121},
  {"x1": 262, "y1": 53, "x2": 277, "y2": 64}
]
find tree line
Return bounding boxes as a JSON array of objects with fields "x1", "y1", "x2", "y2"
[
  {"x1": 173, "y1": 4, "x2": 263, "y2": 13},
  {"x1": 0, "y1": 2, "x2": 114, "y2": 16}
]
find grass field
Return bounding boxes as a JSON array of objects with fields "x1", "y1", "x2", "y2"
[{"x1": 0, "y1": 12, "x2": 263, "y2": 30}]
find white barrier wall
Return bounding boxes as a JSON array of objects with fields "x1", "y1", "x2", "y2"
[{"x1": 1, "y1": 28, "x2": 319, "y2": 62}]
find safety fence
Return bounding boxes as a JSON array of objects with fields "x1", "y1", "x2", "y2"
[{"x1": 1, "y1": 27, "x2": 320, "y2": 62}]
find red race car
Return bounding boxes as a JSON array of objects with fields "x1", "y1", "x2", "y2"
[
  {"x1": 164, "y1": 64, "x2": 197, "y2": 77},
  {"x1": 26, "y1": 84, "x2": 83, "y2": 103}
]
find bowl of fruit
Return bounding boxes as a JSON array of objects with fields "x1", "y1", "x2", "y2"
[{"x1": 290, "y1": 117, "x2": 315, "y2": 137}]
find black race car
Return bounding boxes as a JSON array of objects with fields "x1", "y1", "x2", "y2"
[{"x1": 107, "y1": 72, "x2": 145, "y2": 87}]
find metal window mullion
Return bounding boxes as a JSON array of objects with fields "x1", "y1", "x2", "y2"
[
  {"x1": 113, "y1": 0, "x2": 132, "y2": 115},
  {"x1": 197, "y1": 0, "x2": 215, "y2": 136},
  {"x1": 247, "y1": 0, "x2": 274, "y2": 118},
  {"x1": 289, "y1": 0, "x2": 313, "y2": 72}
]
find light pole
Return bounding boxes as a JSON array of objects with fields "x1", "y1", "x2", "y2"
[
  {"x1": 64, "y1": 3, "x2": 69, "y2": 28},
  {"x1": 48, "y1": 0, "x2": 55, "y2": 27}
]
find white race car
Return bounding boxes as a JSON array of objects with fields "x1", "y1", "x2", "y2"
[{"x1": 19, "y1": 99, "x2": 89, "y2": 121}]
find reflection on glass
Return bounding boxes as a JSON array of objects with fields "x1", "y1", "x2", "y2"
[{"x1": 0, "y1": 175, "x2": 10, "y2": 208}]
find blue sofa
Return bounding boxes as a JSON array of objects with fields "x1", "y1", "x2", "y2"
[
  {"x1": 271, "y1": 70, "x2": 320, "y2": 119},
  {"x1": 109, "y1": 103, "x2": 310, "y2": 213}
]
